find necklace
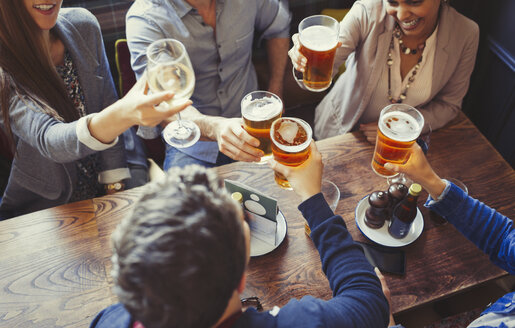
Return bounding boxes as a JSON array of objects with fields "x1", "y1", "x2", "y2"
[
  {"x1": 387, "y1": 27, "x2": 424, "y2": 104},
  {"x1": 393, "y1": 26, "x2": 426, "y2": 55}
]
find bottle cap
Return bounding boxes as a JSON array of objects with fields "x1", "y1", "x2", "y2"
[
  {"x1": 231, "y1": 192, "x2": 243, "y2": 204},
  {"x1": 409, "y1": 183, "x2": 422, "y2": 196}
]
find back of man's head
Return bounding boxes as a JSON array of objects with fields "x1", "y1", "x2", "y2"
[{"x1": 111, "y1": 165, "x2": 247, "y2": 328}]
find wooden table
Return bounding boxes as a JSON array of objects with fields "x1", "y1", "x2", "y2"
[{"x1": 0, "y1": 112, "x2": 513, "y2": 327}]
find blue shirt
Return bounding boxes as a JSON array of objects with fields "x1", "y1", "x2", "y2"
[
  {"x1": 126, "y1": 0, "x2": 291, "y2": 163},
  {"x1": 90, "y1": 193, "x2": 390, "y2": 328},
  {"x1": 392, "y1": 181, "x2": 515, "y2": 328}
]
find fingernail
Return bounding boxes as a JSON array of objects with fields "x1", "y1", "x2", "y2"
[{"x1": 384, "y1": 163, "x2": 393, "y2": 170}]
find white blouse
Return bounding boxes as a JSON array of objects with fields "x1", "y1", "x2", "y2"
[{"x1": 360, "y1": 25, "x2": 439, "y2": 124}]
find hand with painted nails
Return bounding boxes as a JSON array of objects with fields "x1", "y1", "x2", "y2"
[{"x1": 384, "y1": 143, "x2": 446, "y2": 199}]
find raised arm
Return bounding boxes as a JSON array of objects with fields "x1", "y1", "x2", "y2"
[
  {"x1": 385, "y1": 144, "x2": 515, "y2": 274},
  {"x1": 269, "y1": 143, "x2": 389, "y2": 327}
]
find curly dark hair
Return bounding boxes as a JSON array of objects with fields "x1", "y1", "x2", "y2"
[{"x1": 111, "y1": 165, "x2": 247, "y2": 328}]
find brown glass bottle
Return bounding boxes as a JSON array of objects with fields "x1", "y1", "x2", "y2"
[{"x1": 388, "y1": 184, "x2": 422, "y2": 239}]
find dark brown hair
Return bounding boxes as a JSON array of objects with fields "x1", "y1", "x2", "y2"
[
  {"x1": 112, "y1": 165, "x2": 247, "y2": 328},
  {"x1": 0, "y1": 0, "x2": 79, "y2": 151}
]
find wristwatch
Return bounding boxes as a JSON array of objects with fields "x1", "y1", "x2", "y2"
[{"x1": 105, "y1": 182, "x2": 124, "y2": 192}]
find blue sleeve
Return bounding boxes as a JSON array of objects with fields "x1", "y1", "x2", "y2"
[
  {"x1": 89, "y1": 303, "x2": 132, "y2": 328},
  {"x1": 273, "y1": 193, "x2": 389, "y2": 327},
  {"x1": 426, "y1": 183, "x2": 515, "y2": 274}
]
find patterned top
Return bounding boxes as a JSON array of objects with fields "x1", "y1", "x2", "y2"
[{"x1": 56, "y1": 50, "x2": 102, "y2": 202}]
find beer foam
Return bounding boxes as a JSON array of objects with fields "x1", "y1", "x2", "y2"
[
  {"x1": 299, "y1": 25, "x2": 338, "y2": 51},
  {"x1": 379, "y1": 111, "x2": 422, "y2": 142},
  {"x1": 242, "y1": 97, "x2": 282, "y2": 121}
]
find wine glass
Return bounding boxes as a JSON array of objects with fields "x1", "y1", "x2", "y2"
[
  {"x1": 387, "y1": 122, "x2": 432, "y2": 186},
  {"x1": 371, "y1": 104, "x2": 425, "y2": 185},
  {"x1": 146, "y1": 38, "x2": 200, "y2": 148}
]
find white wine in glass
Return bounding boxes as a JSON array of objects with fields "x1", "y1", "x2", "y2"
[{"x1": 146, "y1": 38, "x2": 200, "y2": 148}]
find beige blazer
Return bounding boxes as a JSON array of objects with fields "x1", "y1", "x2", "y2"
[{"x1": 314, "y1": 0, "x2": 479, "y2": 139}]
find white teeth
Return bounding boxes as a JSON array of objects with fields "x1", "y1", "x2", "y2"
[
  {"x1": 34, "y1": 4, "x2": 54, "y2": 11},
  {"x1": 401, "y1": 18, "x2": 420, "y2": 27}
]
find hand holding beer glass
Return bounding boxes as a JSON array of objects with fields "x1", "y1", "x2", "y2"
[
  {"x1": 291, "y1": 15, "x2": 340, "y2": 92},
  {"x1": 270, "y1": 117, "x2": 312, "y2": 189},
  {"x1": 241, "y1": 91, "x2": 283, "y2": 164},
  {"x1": 371, "y1": 104, "x2": 424, "y2": 180}
]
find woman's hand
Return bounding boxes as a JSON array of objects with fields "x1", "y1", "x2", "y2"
[
  {"x1": 88, "y1": 77, "x2": 191, "y2": 144},
  {"x1": 384, "y1": 144, "x2": 446, "y2": 199},
  {"x1": 359, "y1": 122, "x2": 378, "y2": 144},
  {"x1": 212, "y1": 117, "x2": 263, "y2": 162},
  {"x1": 268, "y1": 141, "x2": 323, "y2": 201},
  {"x1": 288, "y1": 33, "x2": 307, "y2": 72},
  {"x1": 120, "y1": 76, "x2": 192, "y2": 127}
]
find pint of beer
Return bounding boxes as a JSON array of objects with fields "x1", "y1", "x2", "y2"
[
  {"x1": 298, "y1": 15, "x2": 339, "y2": 92},
  {"x1": 241, "y1": 91, "x2": 283, "y2": 163},
  {"x1": 371, "y1": 104, "x2": 425, "y2": 177},
  {"x1": 270, "y1": 117, "x2": 312, "y2": 189}
]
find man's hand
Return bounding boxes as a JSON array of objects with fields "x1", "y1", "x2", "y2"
[
  {"x1": 384, "y1": 144, "x2": 446, "y2": 199},
  {"x1": 268, "y1": 141, "x2": 322, "y2": 201},
  {"x1": 214, "y1": 117, "x2": 264, "y2": 162},
  {"x1": 374, "y1": 268, "x2": 396, "y2": 327},
  {"x1": 359, "y1": 122, "x2": 378, "y2": 144}
]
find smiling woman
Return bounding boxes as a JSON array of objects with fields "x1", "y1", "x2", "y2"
[
  {"x1": 384, "y1": 0, "x2": 441, "y2": 44},
  {"x1": 23, "y1": 0, "x2": 63, "y2": 31},
  {"x1": 288, "y1": 0, "x2": 479, "y2": 145},
  {"x1": 0, "y1": 0, "x2": 191, "y2": 218}
]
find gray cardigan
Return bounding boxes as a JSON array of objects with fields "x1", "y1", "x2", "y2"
[
  {"x1": 314, "y1": 0, "x2": 479, "y2": 139},
  {"x1": 0, "y1": 8, "x2": 129, "y2": 218}
]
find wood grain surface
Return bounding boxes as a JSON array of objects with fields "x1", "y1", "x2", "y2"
[{"x1": 0, "y1": 112, "x2": 513, "y2": 326}]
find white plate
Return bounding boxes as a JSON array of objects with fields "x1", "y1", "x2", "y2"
[
  {"x1": 355, "y1": 195, "x2": 424, "y2": 247},
  {"x1": 250, "y1": 210, "x2": 287, "y2": 257}
]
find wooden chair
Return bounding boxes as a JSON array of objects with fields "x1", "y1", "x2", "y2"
[{"x1": 114, "y1": 39, "x2": 166, "y2": 168}]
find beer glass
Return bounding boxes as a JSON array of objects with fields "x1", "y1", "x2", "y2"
[
  {"x1": 147, "y1": 39, "x2": 200, "y2": 148},
  {"x1": 270, "y1": 117, "x2": 312, "y2": 189},
  {"x1": 371, "y1": 104, "x2": 424, "y2": 178},
  {"x1": 241, "y1": 91, "x2": 283, "y2": 164},
  {"x1": 295, "y1": 15, "x2": 339, "y2": 92}
]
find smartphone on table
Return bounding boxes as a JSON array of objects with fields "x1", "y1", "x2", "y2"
[{"x1": 356, "y1": 241, "x2": 406, "y2": 275}]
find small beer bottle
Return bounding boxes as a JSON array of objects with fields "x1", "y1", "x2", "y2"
[
  {"x1": 231, "y1": 192, "x2": 243, "y2": 205},
  {"x1": 387, "y1": 183, "x2": 408, "y2": 219},
  {"x1": 388, "y1": 183, "x2": 422, "y2": 239}
]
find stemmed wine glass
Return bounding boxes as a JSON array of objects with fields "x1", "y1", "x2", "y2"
[{"x1": 146, "y1": 39, "x2": 200, "y2": 148}]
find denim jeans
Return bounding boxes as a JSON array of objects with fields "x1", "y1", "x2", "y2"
[{"x1": 163, "y1": 145, "x2": 234, "y2": 170}]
